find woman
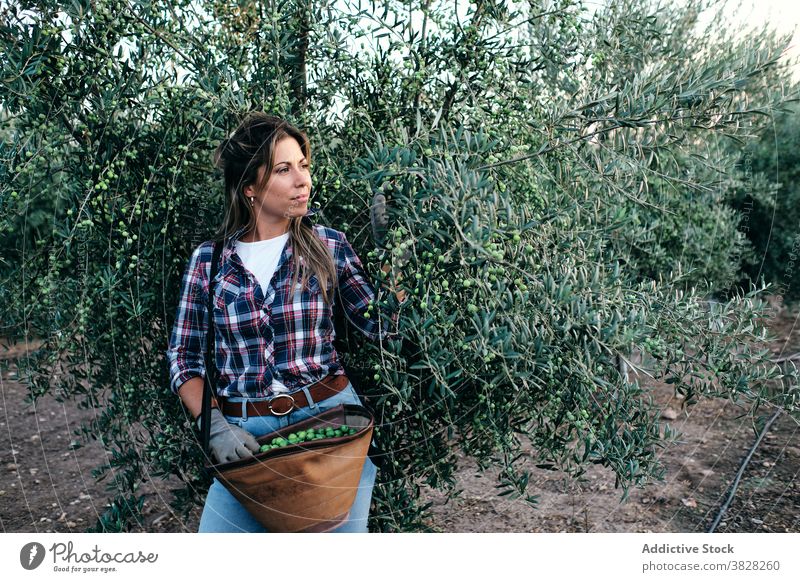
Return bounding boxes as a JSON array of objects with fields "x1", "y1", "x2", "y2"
[{"x1": 166, "y1": 112, "x2": 405, "y2": 532}]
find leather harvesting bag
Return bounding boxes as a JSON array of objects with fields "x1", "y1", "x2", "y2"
[
  {"x1": 206, "y1": 403, "x2": 374, "y2": 532},
  {"x1": 198, "y1": 240, "x2": 375, "y2": 532}
]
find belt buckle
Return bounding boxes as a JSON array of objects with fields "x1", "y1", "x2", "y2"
[{"x1": 268, "y1": 393, "x2": 295, "y2": 416}]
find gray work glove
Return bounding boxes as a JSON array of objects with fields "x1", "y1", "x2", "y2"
[
  {"x1": 371, "y1": 191, "x2": 412, "y2": 264},
  {"x1": 370, "y1": 192, "x2": 389, "y2": 246},
  {"x1": 198, "y1": 408, "x2": 260, "y2": 463}
]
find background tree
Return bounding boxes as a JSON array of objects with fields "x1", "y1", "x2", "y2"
[
  {"x1": 726, "y1": 99, "x2": 800, "y2": 303},
  {"x1": 1, "y1": 0, "x2": 798, "y2": 532}
]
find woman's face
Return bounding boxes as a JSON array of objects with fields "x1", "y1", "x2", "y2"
[{"x1": 246, "y1": 136, "x2": 311, "y2": 222}]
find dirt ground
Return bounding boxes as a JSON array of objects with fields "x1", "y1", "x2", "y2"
[{"x1": 1, "y1": 296, "x2": 798, "y2": 533}]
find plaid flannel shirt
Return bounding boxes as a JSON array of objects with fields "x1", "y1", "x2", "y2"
[{"x1": 166, "y1": 208, "x2": 400, "y2": 398}]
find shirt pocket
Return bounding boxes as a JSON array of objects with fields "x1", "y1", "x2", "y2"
[
  {"x1": 277, "y1": 274, "x2": 332, "y2": 338},
  {"x1": 289, "y1": 273, "x2": 333, "y2": 307},
  {"x1": 213, "y1": 278, "x2": 262, "y2": 343},
  {"x1": 292, "y1": 273, "x2": 323, "y2": 295}
]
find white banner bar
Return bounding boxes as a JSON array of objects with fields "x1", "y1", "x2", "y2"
[{"x1": 2, "y1": 533, "x2": 798, "y2": 581}]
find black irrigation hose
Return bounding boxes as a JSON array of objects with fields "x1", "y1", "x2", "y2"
[{"x1": 707, "y1": 407, "x2": 784, "y2": 533}]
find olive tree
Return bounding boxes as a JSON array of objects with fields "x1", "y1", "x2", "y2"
[{"x1": 1, "y1": 0, "x2": 798, "y2": 532}]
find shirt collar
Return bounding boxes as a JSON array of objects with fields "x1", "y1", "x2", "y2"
[{"x1": 220, "y1": 207, "x2": 318, "y2": 262}]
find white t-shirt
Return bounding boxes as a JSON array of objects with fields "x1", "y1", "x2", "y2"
[{"x1": 235, "y1": 232, "x2": 291, "y2": 393}]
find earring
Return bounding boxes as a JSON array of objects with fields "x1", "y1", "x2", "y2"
[{"x1": 249, "y1": 196, "x2": 254, "y2": 207}]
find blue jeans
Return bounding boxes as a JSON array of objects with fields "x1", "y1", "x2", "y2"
[{"x1": 198, "y1": 380, "x2": 378, "y2": 533}]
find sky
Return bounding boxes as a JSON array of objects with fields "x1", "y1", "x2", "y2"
[
  {"x1": 335, "y1": 0, "x2": 800, "y2": 82},
  {"x1": 42, "y1": 0, "x2": 800, "y2": 84},
  {"x1": 695, "y1": 0, "x2": 800, "y2": 80}
]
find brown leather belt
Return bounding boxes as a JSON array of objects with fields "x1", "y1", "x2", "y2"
[{"x1": 219, "y1": 374, "x2": 349, "y2": 418}]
